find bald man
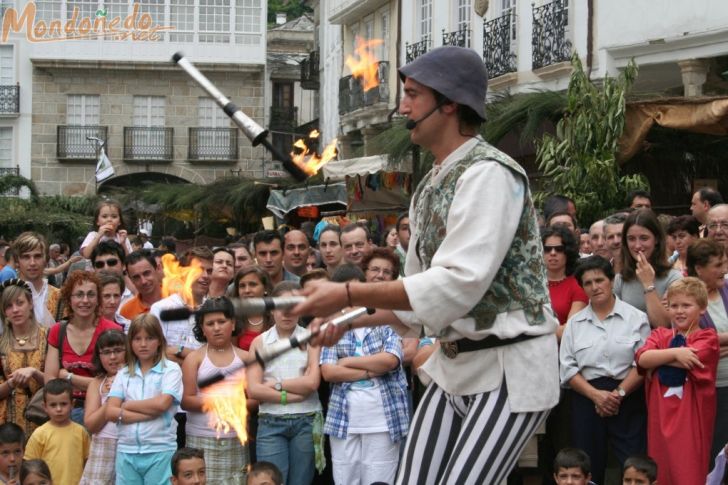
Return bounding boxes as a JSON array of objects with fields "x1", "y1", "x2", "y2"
[{"x1": 283, "y1": 230, "x2": 311, "y2": 277}]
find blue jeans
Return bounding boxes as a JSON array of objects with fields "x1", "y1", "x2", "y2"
[{"x1": 256, "y1": 413, "x2": 315, "y2": 485}]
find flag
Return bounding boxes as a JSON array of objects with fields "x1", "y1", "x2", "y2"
[{"x1": 95, "y1": 149, "x2": 114, "y2": 182}]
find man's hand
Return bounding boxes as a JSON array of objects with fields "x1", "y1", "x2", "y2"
[
  {"x1": 308, "y1": 316, "x2": 350, "y2": 348},
  {"x1": 292, "y1": 280, "x2": 349, "y2": 318}
]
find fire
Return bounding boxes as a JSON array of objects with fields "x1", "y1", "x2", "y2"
[
  {"x1": 346, "y1": 37, "x2": 383, "y2": 92},
  {"x1": 161, "y1": 253, "x2": 202, "y2": 308},
  {"x1": 290, "y1": 129, "x2": 338, "y2": 176},
  {"x1": 201, "y1": 370, "x2": 248, "y2": 444}
]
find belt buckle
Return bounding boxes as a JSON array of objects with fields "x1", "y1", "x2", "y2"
[{"x1": 440, "y1": 341, "x2": 458, "y2": 359}]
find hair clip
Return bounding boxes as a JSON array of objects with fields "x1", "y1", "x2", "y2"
[{"x1": 0, "y1": 278, "x2": 32, "y2": 296}]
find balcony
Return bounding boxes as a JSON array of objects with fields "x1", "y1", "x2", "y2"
[
  {"x1": 57, "y1": 126, "x2": 108, "y2": 160},
  {"x1": 338, "y1": 61, "x2": 389, "y2": 116},
  {"x1": 484, "y1": 9, "x2": 517, "y2": 79},
  {"x1": 270, "y1": 106, "x2": 299, "y2": 132},
  {"x1": 123, "y1": 127, "x2": 173, "y2": 162},
  {"x1": 301, "y1": 50, "x2": 320, "y2": 90},
  {"x1": 442, "y1": 28, "x2": 471, "y2": 48},
  {"x1": 0, "y1": 85, "x2": 19, "y2": 116},
  {"x1": 405, "y1": 37, "x2": 429, "y2": 63},
  {"x1": 532, "y1": 0, "x2": 571, "y2": 70},
  {"x1": 188, "y1": 128, "x2": 238, "y2": 162}
]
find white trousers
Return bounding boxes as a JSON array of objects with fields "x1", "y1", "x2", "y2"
[{"x1": 330, "y1": 431, "x2": 401, "y2": 485}]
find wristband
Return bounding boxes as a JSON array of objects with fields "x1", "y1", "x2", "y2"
[
  {"x1": 117, "y1": 409, "x2": 123, "y2": 424},
  {"x1": 345, "y1": 282, "x2": 353, "y2": 307},
  {"x1": 66, "y1": 372, "x2": 73, "y2": 383},
  {"x1": 280, "y1": 390, "x2": 287, "y2": 406}
]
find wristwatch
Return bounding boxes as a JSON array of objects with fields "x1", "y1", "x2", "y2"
[
  {"x1": 175, "y1": 345, "x2": 185, "y2": 359},
  {"x1": 274, "y1": 381, "x2": 283, "y2": 392},
  {"x1": 616, "y1": 386, "x2": 626, "y2": 398}
]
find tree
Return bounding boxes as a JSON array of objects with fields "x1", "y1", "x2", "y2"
[
  {"x1": 267, "y1": 0, "x2": 311, "y2": 25},
  {"x1": 535, "y1": 54, "x2": 648, "y2": 225}
]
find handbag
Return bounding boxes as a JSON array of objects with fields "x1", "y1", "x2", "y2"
[{"x1": 23, "y1": 323, "x2": 63, "y2": 425}]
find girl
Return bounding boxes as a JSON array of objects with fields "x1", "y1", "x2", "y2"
[
  {"x1": 20, "y1": 459, "x2": 52, "y2": 485},
  {"x1": 182, "y1": 297, "x2": 250, "y2": 484},
  {"x1": 81, "y1": 200, "x2": 131, "y2": 259},
  {"x1": 106, "y1": 314, "x2": 182, "y2": 485},
  {"x1": 80, "y1": 329, "x2": 127, "y2": 485},
  {"x1": 248, "y1": 282, "x2": 323, "y2": 485}
]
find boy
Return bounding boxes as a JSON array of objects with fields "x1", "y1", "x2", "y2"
[
  {"x1": 247, "y1": 462, "x2": 283, "y2": 485},
  {"x1": 636, "y1": 277, "x2": 719, "y2": 485},
  {"x1": 622, "y1": 455, "x2": 657, "y2": 485},
  {"x1": 24, "y1": 379, "x2": 90, "y2": 485},
  {"x1": 170, "y1": 448, "x2": 206, "y2": 485},
  {"x1": 553, "y1": 448, "x2": 594, "y2": 485},
  {"x1": 0, "y1": 423, "x2": 24, "y2": 485}
]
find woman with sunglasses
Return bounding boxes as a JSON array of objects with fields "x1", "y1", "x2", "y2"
[{"x1": 541, "y1": 226, "x2": 588, "y2": 338}]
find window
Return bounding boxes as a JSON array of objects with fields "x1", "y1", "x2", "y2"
[
  {"x1": 0, "y1": 128, "x2": 11, "y2": 168},
  {"x1": 0, "y1": 0, "x2": 14, "y2": 19},
  {"x1": 194, "y1": 98, "x2": 234, "y2": 160},
  {"x1": 67, "y1": 95, "x2": 100, "y2": 125},
  {"x1": 133, "y1": 96, "x2": 165, "y2": 127},
  {"x1": 198, "y1": 97, "x2": 227, "y2": 127},
  {"x1": 136, "y1": 0, "x2": 165, "y2": 41},
  {"x1": 64, "y1": 95, "x2": 101, "y2": 158},
  {"x1": 34, "y1": 0, "x2": 61, "y2": 25},
  {"x1": 456, "y1": 0, "x2": 471, "y2": 32},
  {"x1": 199, "y1": 0, "x2": 230, "y2": 43},
  {"x1": 380, "y1": 11, "x2": 389, "y2": 61},
  {"x1": 0, "y1": 45, "x2": 13, "y2": 85},
  {"x1": 170, "y1": 0, "x2": 195, "y2": 42},
  {"x1": 105, "y1": 0, "x2": 130, "y2": 27},
  {"x1": 128, "y1": 96, "x2": 168, "y2": 159},
  {"x1": 418, "y1": 0, "x2": 432, "y2": 41},
  {"x1": 235, "y1": 0, "x2": 261, "y2": 44},
  {"x1": 66, "y1": 0, "x2": 97, "y2": 22}
]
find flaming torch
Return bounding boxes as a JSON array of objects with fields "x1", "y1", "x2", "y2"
[
  {"x1": 160, "y1": 253, "x2": 202, "y2": 308},
  {"x1": 200, "y1": 370, "x2": 248, "y2": 443},
  {"x1": 346, "y1": 37, "x2": 384, "y2": 92}
]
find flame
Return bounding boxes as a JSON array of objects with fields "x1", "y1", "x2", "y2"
[
  {"x1": 201, "y1": 369, "x2": 248, "y2": 444},
  {"x1": 346, "y1": 37, "x2": 383, "y2": 92},
  {"x1": 161, "y1": 253, "x2": 202, "y2": 308},
  {"x1": 290, "y1": 129, "x2": 338, "y2": 176}
]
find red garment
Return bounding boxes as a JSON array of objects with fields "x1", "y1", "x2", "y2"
[
  {"x1": 548, "y1": 276, "x2": 588, "y2": 325},
  {"x1": 635, "y1": 327, "x2": 719, "y2": 485},
  {"x1": 237, "y1": 328, "x2": 262, "y2": 351},
  {"x1": 48, "y1": 318, "x2": 123, "y2": 398}
]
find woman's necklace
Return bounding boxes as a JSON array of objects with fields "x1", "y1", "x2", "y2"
[
  {"x1": 13, "y1": 330, "x2": 33, "y2": 346},
  {"x1": 247, "y1": 317, "x2": 264, "y2": 327},
  {"x1": 210, "y1": 345, "x2": 227, "y2": 353}
]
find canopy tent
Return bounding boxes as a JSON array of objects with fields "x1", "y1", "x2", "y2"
[{"x1": 265, "y1": 182, "x2": 347, "y2": 219}]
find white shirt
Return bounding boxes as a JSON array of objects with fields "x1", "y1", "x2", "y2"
[
  {"x1": 393, "y1": 137, "x2": 560, "y2": 413},
  {"x1": 150, "y1": 293, "x2": 201, "y2": 351}
]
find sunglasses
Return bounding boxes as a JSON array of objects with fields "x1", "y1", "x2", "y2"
[
  {"x1": 544, "y1": 245, "x2": 566, "y2": 254},
  {"x1": 94, "y1": 258, "x2": 119, "y2": 269}
]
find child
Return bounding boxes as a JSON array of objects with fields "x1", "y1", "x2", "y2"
[
  {"x1": 552, "y1": 448, "x2": 593, "y2": 485},
  {"x1": 622, "y1": 455, "x2": 657, "y2": 485},
  {"x1": 246, "y1": 462, "x2": 282, "y2": 485},
  {"x1": 24, "y1": 379, "x2": 90, "y2": 485},
  {"x1": 19, "y1": 460, "x2": 52, "y2": 485},
  {"x1": 81, "y1": 200, "x2": 131, "y2": 259},
  {"x1": 0, "y1": 423, "x2": 24, "y2": 485},
  {"x1": 106, "y1": 314, "x2": 182, "y2": 485},
  {"x1": 636, "y1": 277, "x2": 720, "y2": 484},
  {"x1": 79, "y1": 330, "x2": 127, "y2": 485},
  {"x1": 170, "y1": 447, "x2": 206, "y2": 485}
]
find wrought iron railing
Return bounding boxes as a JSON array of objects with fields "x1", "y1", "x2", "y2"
[
  {"x1": 188, "y1": 127, "x2": 238, "y2": 161},
  {"x1": 483, "y1": 9, "x2": 517, "y2": 79},
  {"x1": 0, "y1": 85, "x2": 19, "y2": 114},
  {"x1": 532, "y1": 0, "x2": 571, "y2": 70},
  {"x1": 405, "y1": 37, "x2": 429, "y2": 63},
  {"x1": 57, "y1": 125, "x2": 108, "y2": 160},
  {"x1": 338, "y1": 61, "x2": 389, "y2": 115},
  {"x1": 123, "y1": 127, "x2": 173, "y2": 161},
  {"x1": 270, "y1": 106, "x2": 299, "y2": 131},
  {"x1": 300, "y1": 50, "x2": 320, "y2": 90},
  {"x1": 0, "y1": 166, "x2": 20, "y2": 196},
  {"x1": 296, "y1": 118, "x2": 318, "y2": 137},
  {"x1": 442, "y1": 28, "x2": 470, "y2": 48}
]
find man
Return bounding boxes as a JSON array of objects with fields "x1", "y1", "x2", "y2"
[
  {"x1": 12, "y1": 232, "x2": 60, "y2": 326},
  {"x1": 119, "y1": 250, "x2": 163, "y2": 320},
  {"x1": 228, "y1": 242, "x2": 253, "y2": 274},
  {"x1": 588, "y1": 220, "x2": 610, "y2": 259},
  {"x1": 707, "y1": 204, "x2": 728, "y2": 251},
  {"x1": 295, "y1": 46, "x2": 559, "y2": 484},
  {"x1": 138, "y1": 229, "x2": 154, "y2": 249},
  {"x1": 0, "y1": 247, "x2": 17, "y2": 283},
  {"x1": 603, "y1": 213, "x2": 627, "y2": 273},
  {"x1": 543, "y1": 194, "x2": 577, "y2": 223},
  {"x1": 547, "y1": 211, "x2": 577, "y2": 235},
  {"x1": 627, "y1": 190, "x2": 652, "y2": 210},
  {"x1": 691, "y1": 188, "x2": 724, "y2": 237},
  {"x1": 340, "y1": 223, "x2": 373, "y2": 266},
  {"x1": 395, "y1": 213, "x2": 410, "y2": 276},
  {"x1": 283, "y1": 230, "x2": 311, "y2": 277},
  {"x1": 254, "y1": 230, "x2": 298, "y2": 285}
]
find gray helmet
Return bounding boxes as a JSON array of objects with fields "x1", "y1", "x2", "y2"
[{"x1": 398, "y1": 46, "x2": 487, "y2": 121}]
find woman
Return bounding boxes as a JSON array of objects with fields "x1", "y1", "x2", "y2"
[
  {"x1": 182, "y1": 297, "x2": 250, "y2": 484},
  {"x1": 318, "y1": 226, "x2": 343, "y2": 276},
  {"x1": 0, "y1": 279, "x2": 48, "y2": 436},
  {"x1": 44, "y1": 271, "x2": 122, "y2": 424},
  {"x1": 209, "y1": 248, "x2": 235, "y2": 298},
  {"x1": 541, "y1": 225, "x2": 588, "y2": 334},
  {"x1": 560, "y1": 255, "x2": 650, "y2": 485},
  {"x1": 248, "y1": 281, "x2": 323, "y2": 485},
  {"x1": 234, "y1": 266, "x2": 274, "y2": 352},
  {"x1": 97, "y1": 272, "x2": 125, "y2": 327},
  {"x1": 380, "y1": 226, "x2": 398, "y2": 250},
  {"x1": 667, "y1": 215, "x2": 700, "y2": 275},
  {"x1": 614, "y1": 209, "x2": 682, "y2": 328},
  {"x1": 687, "y1": 238, "x2": 728, "y2": 464}
]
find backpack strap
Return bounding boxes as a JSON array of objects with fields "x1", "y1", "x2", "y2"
[{"x1": 57, "y1": 320, "x2": 68, "y2": 369}]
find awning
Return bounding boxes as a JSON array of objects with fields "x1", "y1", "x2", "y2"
[
  {"x1": 323, "y1": 155, "x2": 412, "y2": 181},
  {"x1": 620, "y1": 96, "x2": 728, "y2": 162},
  {"x1": 266, "y1": 183, "x2": 347, "y2": 219}
]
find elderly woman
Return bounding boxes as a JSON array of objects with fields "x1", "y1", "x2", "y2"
[
  {"x1": 44, "y1": 271, "x2": 122, "y2": 424},
  {"x1": 560, "y1": 255, "x2": 651, "y2": 485},
  {"x1": 687, "y1": 238, "x2": 728, "y2": 464},
  {"x1": 0, "y1": 279, "x2": 48, "y2": 435},
  {"x1": 614, "y1": 209, "x2": 682, "y2": 328}
]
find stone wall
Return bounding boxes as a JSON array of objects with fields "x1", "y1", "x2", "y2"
[{"x1": 31, "y1": 65, "x2": 267, "y2": 195}]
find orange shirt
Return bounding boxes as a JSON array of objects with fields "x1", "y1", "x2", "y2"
[{"x1": 119, "y1": 294, "x2": 150, "y2": 320}]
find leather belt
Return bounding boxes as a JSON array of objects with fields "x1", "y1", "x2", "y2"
[{"x1": 440, "y1": 333, "x2": 539, "y2": 359}]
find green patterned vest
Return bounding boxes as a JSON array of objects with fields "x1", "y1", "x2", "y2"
[{"x1": 412, "y1": 139, "x2": 550, "y2": 330}]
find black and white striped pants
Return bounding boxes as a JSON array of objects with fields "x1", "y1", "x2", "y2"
[{"x1": 396, "y1": 380, "x2": 549, "y2": 485}]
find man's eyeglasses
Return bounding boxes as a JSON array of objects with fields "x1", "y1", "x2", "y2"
[
  {"x1": 94, "y1": 258, "x2": 119, "y2": 269},
  {"x1": 707, "y1": 222, "x2": 728, "y2": 232},
  {"x1": 543, "y1": 245, "x2": 566, "y2": 254}
]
